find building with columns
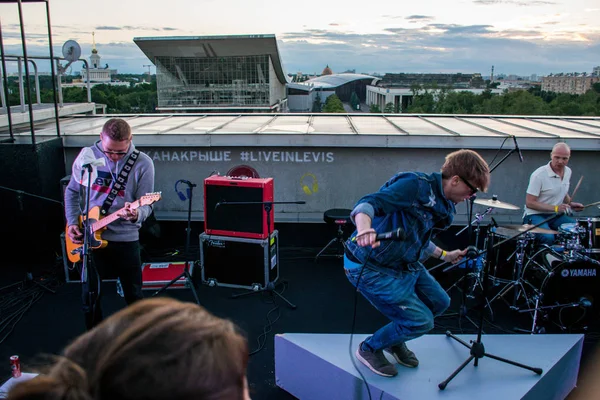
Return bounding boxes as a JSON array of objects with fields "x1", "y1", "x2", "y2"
[{"x1": 80, "y1": 33, "x2": 117, "y2": 83}]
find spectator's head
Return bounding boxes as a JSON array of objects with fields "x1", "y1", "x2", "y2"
[
  {"x1": 8, "y1": 298, "x2": 250, "y2": 400},
  {"x1": 441, "y1": 149, "x2": 490, "y2": 203}
]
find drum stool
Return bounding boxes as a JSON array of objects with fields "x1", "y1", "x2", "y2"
[{"x1": 315, "y1": 208, "x2": 353, "y2": 261}]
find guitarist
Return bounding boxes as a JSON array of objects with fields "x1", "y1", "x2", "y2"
[{"x1": 64, "y1": 118, "x2": 155, "y2": 330}]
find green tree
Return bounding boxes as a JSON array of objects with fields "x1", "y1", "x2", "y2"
[
  {"x1": 370, "y1": 104, "x2": 381, "y2": 113},
  {"x1": 384, "y1": 102, "x2": 395, "y2": 113},
  {"x1": 312, "y1": 92, "x2": 322, "y2": 112},
  {"x1": 322, "y1": 94, "x2": 345, "y2": 113}
]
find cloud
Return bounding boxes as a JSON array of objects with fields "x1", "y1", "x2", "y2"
[
  {"x1": 406, "y1": 15, "x2": 435, "y2": 23},
  {"x1": 279, "y1": 23, "x2": 600, "y2": 76},
  {"x1": 2, "y1": 20, "x2": 598, "y2": 77},
  {"x1": 96, "y1": 25, "x2": 166, "y2": 32}
]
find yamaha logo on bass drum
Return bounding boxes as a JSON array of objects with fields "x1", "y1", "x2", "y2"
[{"x1": 561, "y1": 268, "x2": 597, "y2": 278}]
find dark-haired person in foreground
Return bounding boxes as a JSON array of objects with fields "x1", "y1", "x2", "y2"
[
  {"x1": 8, "y1": 298, "x2": 251, "y2": 400},
  {"x1": 344, "y1": 149, "x2": 491, "y2": 377}
]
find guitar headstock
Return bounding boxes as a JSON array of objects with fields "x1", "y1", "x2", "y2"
[{"x1": 139, "y1": 192, "x2": 162, "y2": 206}]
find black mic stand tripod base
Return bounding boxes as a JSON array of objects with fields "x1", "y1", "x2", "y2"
[
  {"x1": 152, "y1": 181, "x2": 200, "y2": 305},
  {"x1": 438, "y1": 230, "x2": 543, "y2": 390}
]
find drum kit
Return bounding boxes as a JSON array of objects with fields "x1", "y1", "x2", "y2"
[{"x1": 453, "y1": 196, "x2": 600, "y2": 333}]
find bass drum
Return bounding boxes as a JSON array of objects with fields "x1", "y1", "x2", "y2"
[{"x1": 521, "y1": 248, "x2": 600, "y2": 331}]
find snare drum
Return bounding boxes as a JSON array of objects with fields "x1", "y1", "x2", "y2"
[
  {"x1": 522, "y1": 248, "x2": 600, "y2": 330},
  {"x1": 576, "y1": 218, "x2": 600, "y2": 253}
]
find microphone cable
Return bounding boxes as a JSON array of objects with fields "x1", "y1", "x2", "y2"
[{"x1": 348, "y1": 247, "x2": 374, "y2": 400}]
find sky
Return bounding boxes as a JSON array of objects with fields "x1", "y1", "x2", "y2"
[{"x1": 1, "y1": 0, "x2": 599, "y2": 77}]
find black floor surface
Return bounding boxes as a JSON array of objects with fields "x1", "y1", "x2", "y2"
[{"x1": 1, "y1": 222, "x2": 599, "y2": 399}]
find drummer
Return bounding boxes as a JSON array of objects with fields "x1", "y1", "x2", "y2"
[{"x1": 523, "y1": 142, "x2": 584, "y2": 245}]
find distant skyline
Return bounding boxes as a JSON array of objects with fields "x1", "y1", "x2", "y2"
[{"x1": 1, "y1": 0, "x2": 598, "y2": 77}]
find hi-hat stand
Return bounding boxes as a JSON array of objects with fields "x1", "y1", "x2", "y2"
[
  {"x1": 152, "y1": 180, "x2": 200, "y2": 305},
  {"x1": 486, "y1": 231, "x2": 535, "y2": 310},
  {"x1": 217, "y1": 200, "x2": 304, "y2": 310},
  {"x1": 437, "y1": 215, "x2": 570, "y2": 390}
]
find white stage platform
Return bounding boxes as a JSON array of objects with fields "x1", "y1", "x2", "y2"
[{"x1": 275, "y1": 333, "x2": 583, "y2": 400}]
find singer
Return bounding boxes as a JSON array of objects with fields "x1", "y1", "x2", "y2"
[
  {"x1": 345, "y1": 149, "x2": 490, "y2": 377},
  {"x1": 64, "y1": 118, "x2": 155, "y2": 330},
  {"x1": 523, "y1": 142, "x2": 584, "y2": 245}
]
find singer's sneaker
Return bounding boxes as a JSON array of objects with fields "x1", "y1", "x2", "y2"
[
  {"x1": 355, "y1": 342, "x2": 398, "y2": 377},
  {"x1": 384, "y1": 342, "x2": 419, "y2": 368}
]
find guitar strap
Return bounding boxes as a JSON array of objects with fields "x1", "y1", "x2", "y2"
[{"x1": 100, "y1": 150, "x2": 140, "y2": 216}]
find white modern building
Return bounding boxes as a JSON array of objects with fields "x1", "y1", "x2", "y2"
[{"x1": 134, "y1": 34, "x2": 289, "y2": 112}]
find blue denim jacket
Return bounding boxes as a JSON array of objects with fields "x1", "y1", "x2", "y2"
[{"x1": 345, "y1": 172, "x2": 455, "y2": 272}]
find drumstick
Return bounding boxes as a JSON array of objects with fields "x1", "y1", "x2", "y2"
[
  {"x1": 583, "y1": 201, "x2": 600, "y2": 209},
  {"x1": 570, "y1": 175, "x2": 583, "y2": 202}
]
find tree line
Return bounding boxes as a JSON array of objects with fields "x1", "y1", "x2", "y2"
[
  {"x1": 370, "y1": 84, "x2": 600, "y2": 116},
  {"x1": 4, "y1": 74, "x2": 599, "y2": 116},
  {"x1": 3, "y1": 74, "x2": 157, "y2": 114}
]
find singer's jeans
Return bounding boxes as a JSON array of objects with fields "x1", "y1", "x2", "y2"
[
  {"x1": 344, "y1": 255, "x2": 450, "y2": 351},
  {"x1": 82, "y1": 241, "x2": 144, "y2": 330},
  {"x1": 523, "y1": 213, "x2": 574, "y2": 245}
]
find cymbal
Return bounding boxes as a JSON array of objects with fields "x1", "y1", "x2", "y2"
[
  {"x1": 499, "y1": 224, "x2": 558, "y2": 235},
  {"x1": 473, "y1": 198, "x2": 520, "y2": 210}
]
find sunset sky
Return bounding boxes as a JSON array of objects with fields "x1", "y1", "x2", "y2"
[{"x1": 1, "y1": 0, "x2": 598, "y2": 76}]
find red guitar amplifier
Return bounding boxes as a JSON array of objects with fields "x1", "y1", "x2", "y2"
[
  {"x1": 204, "y1": 176, "x2": 274, "y2": 239},
  {"x1": 141, "y1": 262, "x2": 192, "y2": 290}
]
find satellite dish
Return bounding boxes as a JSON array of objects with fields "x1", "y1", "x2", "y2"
[{"x1": 62, "y1": 40, "x2": 81, "y2": 62}]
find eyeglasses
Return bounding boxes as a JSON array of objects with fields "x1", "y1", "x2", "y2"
[
  {"x1": 459, "y1": 176, "x2": 479, "y2": 195},
  {"x1": 101, "y1": 149, "x2": 128, "y2": 156}
]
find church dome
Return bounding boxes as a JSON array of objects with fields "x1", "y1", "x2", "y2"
[{"x1": 321, "y1": 65, "x2": 333, "y2": 76}]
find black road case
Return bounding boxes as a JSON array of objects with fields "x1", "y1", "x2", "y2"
[{"x1": 199, "y1": 230, "x2": 279, "y2": 290}]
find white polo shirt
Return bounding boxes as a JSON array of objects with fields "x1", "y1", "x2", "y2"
[{"x1": 524, "y1": 162, "x2": 571, "y2": 216}]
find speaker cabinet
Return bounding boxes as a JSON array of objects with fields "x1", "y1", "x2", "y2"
[
  {"x1": 204, "y1": 176, "x2": 274, "y2": 239},
  {"x1": 199, "y1": 231, "x2": 279, "y2": 290}
]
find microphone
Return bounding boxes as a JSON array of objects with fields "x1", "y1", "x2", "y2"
[
  {"x1": 375, "y1": 228, "x2": 407, "y2": 241},
  {"x1": 579, "y1": 296, "x2": 592, "y2": 308},
  {"x1": 512, "y1": 136, "x2": 523, "y2": 163},
  {"x1": 465, "y1": 245, "x2": 479, "y2": 260},
  {"x1": 351, "y1": 228, "x2": 407, "y2": 243}
]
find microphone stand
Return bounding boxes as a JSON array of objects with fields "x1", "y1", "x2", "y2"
[
  {"x1": 489, "y1": 146, "x2": 518, "y2": 173},
  {"x1": 436, "y1": 213, "x2": 569, "y2": 390},
  {"x1": 216, "y1": 200, "x2": 303, "y2": 310},
  {"x1": 80, "y1": 165, "x2": 101, "y2": 328},
  {"x1": 152, "y1": 180, "x2": 200, "y2": 305}
]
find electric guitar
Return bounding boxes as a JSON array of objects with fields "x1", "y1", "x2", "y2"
[{"x1": 65, "y1": 192, "x2": 162, "y2": 263}]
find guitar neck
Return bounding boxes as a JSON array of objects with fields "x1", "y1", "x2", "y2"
[{"x1": 91, "y1": 199, "x2": 140, "y2": 232}]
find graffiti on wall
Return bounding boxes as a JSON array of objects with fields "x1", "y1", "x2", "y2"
[{"x1": 146, "y1": 150, "x2": 335, "y2": 163}]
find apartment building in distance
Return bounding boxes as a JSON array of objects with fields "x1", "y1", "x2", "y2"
[{"x1": 541, "y1": 72, "x2": 599, "y2": 95}]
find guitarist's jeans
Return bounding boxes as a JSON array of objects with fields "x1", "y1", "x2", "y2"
[{"x1": 82, "y1": 240, "x2": 144, "y2": 330}]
